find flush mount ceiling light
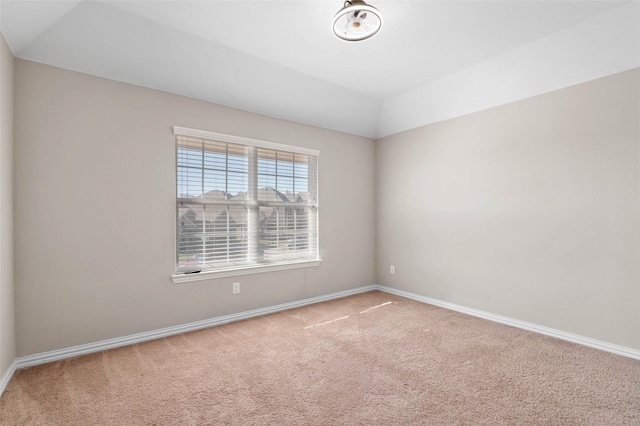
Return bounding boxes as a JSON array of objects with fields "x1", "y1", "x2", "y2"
[{"x1": 332, "y1": 0, "x2": 383, "y2": 42}]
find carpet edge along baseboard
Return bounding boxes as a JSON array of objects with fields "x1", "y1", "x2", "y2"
[{"x1": 8, "y1": 284, "x2": 640, "y2": 393}]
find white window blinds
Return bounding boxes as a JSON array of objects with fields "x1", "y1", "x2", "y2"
[{"x1": 175, "y1": 127, "x2": 319, "y2": 274}]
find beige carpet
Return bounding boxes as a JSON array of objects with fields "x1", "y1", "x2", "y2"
[{"x1": 1, "y1": 290, "x2": 639, "y2": 425}]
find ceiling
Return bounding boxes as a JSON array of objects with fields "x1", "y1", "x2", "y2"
[{"x1": 1, "y1": 1, "x2": 637, "y2": 138}]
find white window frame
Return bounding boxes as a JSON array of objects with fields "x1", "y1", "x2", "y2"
[{"x1": 171, "y1": 126, "x2": 321, "y2": 283}]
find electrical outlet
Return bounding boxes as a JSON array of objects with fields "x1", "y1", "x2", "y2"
[
  {"x1": 390, "y1": 265, "x2": 395, "y2": 274},
  {"x1": 233, "y1": 282, "x2": 240, "y2": 294}
]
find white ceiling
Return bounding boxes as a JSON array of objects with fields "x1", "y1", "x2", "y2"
[{"x1": 1, "y1": 1, "x2": 638, "y2": 138}]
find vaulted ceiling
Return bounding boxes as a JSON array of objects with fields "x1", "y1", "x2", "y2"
[{"x1": 1, "y1": 1, "x2": 638, "y2": 138}]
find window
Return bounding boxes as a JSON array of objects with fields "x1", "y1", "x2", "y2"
[{"x1": 173, "y1": 127, "x2": 319, "y2": 282}]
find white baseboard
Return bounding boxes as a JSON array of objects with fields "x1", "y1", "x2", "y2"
[
  {"x1": 0, "y1": 361, "x2": 16, "y2": 397},
  {"x1": 375, "y1": 285, "x2": 640, "y2": 361},
  {"x1": 15, "y1": 285, "x2": 377, "y2": 369},
  {"x1": 10, "y1": 282, "x2": 640, "y2": 381}
]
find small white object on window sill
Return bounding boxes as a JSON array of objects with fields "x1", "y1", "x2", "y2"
[{"x1": 171, "y1": 259, "x2": 322, "y2": 284}]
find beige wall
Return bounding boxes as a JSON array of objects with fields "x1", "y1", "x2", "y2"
[
  {"x1": 377, "y1": 68, "x2": 640, "y2": 350},
  {"x1": 14, "y1": 59, "x2": 376, "y2": 357},
  {"x1": 11, "y1": 57, "x2": 640, "y2": 358},
  {"x1": 0, "y1": 33, "x2": 15, "y2": 375}
]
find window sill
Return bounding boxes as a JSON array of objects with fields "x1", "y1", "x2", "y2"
[{"x1": 171, "y1": 259, "x2": 322, "y2": 284}]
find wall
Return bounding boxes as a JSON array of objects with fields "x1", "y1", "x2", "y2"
[
  {"x1": 12, "y1": 57, "x2": 640, "y2": 359},
  {"x1": 377, "y1": 68, "x2": 640, "y2": 350},
  {"x1": 0, "y1": 33, "x2": 15, "y2": 377},
  {"x1": 14, "y1": 59, "x2": 376, "y2": 357}
]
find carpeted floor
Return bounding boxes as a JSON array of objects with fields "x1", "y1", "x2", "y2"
[{"x1": 1, "y1": 290, "x2": 639, "y2": 425}]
